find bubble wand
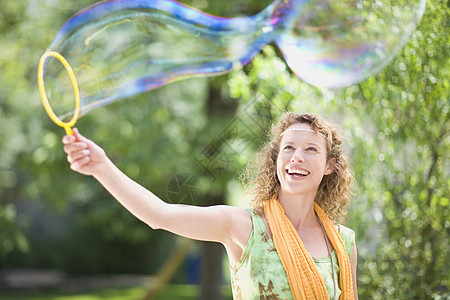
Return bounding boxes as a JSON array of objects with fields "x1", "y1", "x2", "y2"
[{"x1": 38, "y1": 51, "x2": 80, "y2": 135}]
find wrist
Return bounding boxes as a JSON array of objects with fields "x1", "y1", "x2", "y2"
[{"x1": 93, "y1": 157, "x2": 115, "y2": 180}]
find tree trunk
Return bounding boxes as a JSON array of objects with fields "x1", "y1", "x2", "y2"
[
  {"x1": 199, "y1": 241, "x2": 225, "y2": 300},
  {"x1": 199, "y1": 81, "x2": 235, "y2": 300},
  {"x1": 141, "y1": 238, "x2": 193, "y2": 300},
  {"x1": 198, "y1": 192, "x2": 227, "y2": 300}
]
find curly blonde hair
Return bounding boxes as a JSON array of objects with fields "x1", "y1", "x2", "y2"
[{"x1": 242, "y1": 112, "x2": 354, "y2": 224}]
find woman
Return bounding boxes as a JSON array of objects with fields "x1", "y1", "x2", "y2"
[{"x1": 63, "y1": 112, "x2": 358, "y2": 299}]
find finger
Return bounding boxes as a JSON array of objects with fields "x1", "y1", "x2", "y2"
[
  {"x1": 73, "y1": 128, "x2": 90, "y2": 143},
  {"x1": 62, "y1": 134, "x2": 76, "y2": 144},
  {"x1": 64, "y1": 142, "x2": 88, "y2": 154},
  {"x1": 70, "y1": 156, "x2": 90, "y2": 172},
  {"x1": 64, "y1": 143, "x2": 87, "y2": 154},
  {"x1": 67, "y1": 149, "x2": 90, "y2": 163}
]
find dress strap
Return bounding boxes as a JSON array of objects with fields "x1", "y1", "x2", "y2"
[
  {"x1": 338, "y1": 225, "x2": 355, "y2": 257},
  {"x1": 247, "y1": 209, "x2": 267, "y2": 235}
]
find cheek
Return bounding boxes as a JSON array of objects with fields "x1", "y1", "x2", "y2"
[{"x1": 276, "y1": 155, "x2": 284, "y2": 180}]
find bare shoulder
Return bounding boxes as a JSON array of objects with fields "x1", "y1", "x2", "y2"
[
  {"x1": 217, "y1": 206, "x2": 253, "y2": 266},
  {"x1": 222, "y1": 206, "x2": 253, "y2": 237},
  {"x1": 206, "y1": 205, "x2": 251, "y2": 222},
  {"x1": 214, "y1": 206, "x2": 251, "y2": 243}
]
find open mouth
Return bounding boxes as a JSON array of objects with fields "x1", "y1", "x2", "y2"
[{"x1": 286, "y1": 168, "x2": 310, "y2": 178}]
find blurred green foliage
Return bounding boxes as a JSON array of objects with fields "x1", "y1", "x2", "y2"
[
  {"x1": 0, "y1": 284, "x2": 233, "y2": 300},
  {"x1": 228, "y1": 1, "x2": 449, "y2": 298},
  {"x1": 0, "y1": 0, "x2": 448, "y2": 299}
]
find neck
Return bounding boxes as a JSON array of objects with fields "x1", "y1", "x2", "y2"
[{"x1": 277, "y1": 190, "x2": 318, "y2": 230}]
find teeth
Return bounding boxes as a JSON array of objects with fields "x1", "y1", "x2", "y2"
[{"x1": 288, "y1": 169, "x2": 309, "y2": 176}]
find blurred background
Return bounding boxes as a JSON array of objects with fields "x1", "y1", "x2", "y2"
[{"x1": 0, "y1": 0, "x2": 448, "y2": 299}]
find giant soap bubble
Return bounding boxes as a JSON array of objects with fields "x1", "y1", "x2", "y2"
[{"x1": 39, "y1": 0, "x2": 426, "y2": 119}]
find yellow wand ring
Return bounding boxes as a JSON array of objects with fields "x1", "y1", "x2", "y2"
[{"x1": 38, "y1": 51, "x2": 80, "y2": 135}]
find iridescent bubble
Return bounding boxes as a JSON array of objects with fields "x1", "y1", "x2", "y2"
[
  {"x1": 273, "y1": 0, "x2": 426, "y2": 88},
  {"x1": 41, "y1": 0, "x2": 426, "y2": 119}
]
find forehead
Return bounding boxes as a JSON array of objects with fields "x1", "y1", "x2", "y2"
[{"x1": 280, "y1": 123, "x2": 325, "y2": 145}]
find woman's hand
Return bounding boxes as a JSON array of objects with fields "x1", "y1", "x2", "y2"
[{"x1": 62, "y1": 128, "x2": 108, "y2": 176}]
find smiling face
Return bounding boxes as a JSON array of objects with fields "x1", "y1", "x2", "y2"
[{"x1": 276, "y1": 123, "x2": 333, "y2": 199}]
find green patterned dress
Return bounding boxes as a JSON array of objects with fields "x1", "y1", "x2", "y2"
[{"x1": 230, "y1": 209, "x2": 355, "y2": 300}]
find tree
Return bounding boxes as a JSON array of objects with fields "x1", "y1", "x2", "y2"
[
  {"x1": 350, "y1": 1, "x2": 449, "y2": 298},
  {"x1": 228, "y1": 0, "x2": 448, "y2": 298},
  {"x1": 0, "y1": 0, "x2": 269, "y2": 296},
  {"x1": 1, "y1": 0, "x2": 447, "y2": 299}
]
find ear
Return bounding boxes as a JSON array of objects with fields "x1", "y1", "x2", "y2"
[{"x1": 324, "y1": 158, "x2": 335, "y2": 175}]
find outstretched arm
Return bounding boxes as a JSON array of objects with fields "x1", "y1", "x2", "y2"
[{"x1": 62, "y1": 129, "x2": 251, "y2": 247}]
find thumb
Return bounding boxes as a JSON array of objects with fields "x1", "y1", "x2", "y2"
[{"x1": 72, "y1": 128, "x2": 89, "y2": 143}]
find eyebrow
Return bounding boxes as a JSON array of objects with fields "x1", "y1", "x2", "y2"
[
  {"x1": 307, "y1": 142, "x2": 321, "y2": 148},
  {"x1": 281, "y1": 141, "x2": 323, "y2": 149}
]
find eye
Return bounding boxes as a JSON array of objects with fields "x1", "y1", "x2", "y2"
[
  {"x1": 306, "y1": 147, "x2": 318, "y2": 152},
  {"x1": 284, "y1": 145, "x2": 295, "y2": 150}
]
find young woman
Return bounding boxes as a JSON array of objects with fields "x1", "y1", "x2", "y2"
[{"x1": 63, "y1": 112, "x2": 358, "y2": 299}]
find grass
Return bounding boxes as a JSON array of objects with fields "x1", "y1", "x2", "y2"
[{"x1": 0, "y1": 284, "x2": 233, "y2": 300}]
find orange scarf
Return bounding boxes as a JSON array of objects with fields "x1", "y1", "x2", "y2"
[{"x1": 264, "y1": 199, "x2": 354, "y2": 300}]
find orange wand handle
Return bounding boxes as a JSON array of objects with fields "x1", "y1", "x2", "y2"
[{"x1": 38, "y1": 51, "x2": 80, "y2": 135}]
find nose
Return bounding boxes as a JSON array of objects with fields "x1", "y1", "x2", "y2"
[{"x1": 290, "y1": 148, "x2": 305, "y2": 163}]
